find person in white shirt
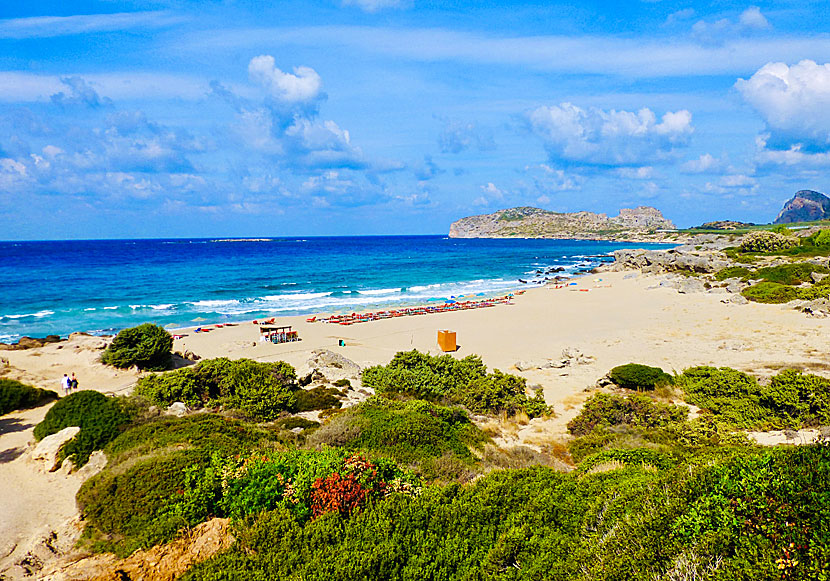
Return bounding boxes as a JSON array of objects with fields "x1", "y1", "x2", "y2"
[{"x1": 60, "y1": 374, "x2": 70, "y2": 396}]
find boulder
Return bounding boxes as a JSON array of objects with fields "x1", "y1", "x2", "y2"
[
  {"x1": 31, "y1": 427, "x2": 80, "y2": 471},
  {"x1": 811, "y1": 272, "x2": 829, "y2": 284},
  {"x1": 165, "y1": 402, "x2": 188, "y2": 417},
  {"x1": 298, "y1": 349, "x2": 362, "y2": 384},
  {"x1": 722, "y1": 294, "x2": 749, "y2": 305},
  {"x1": 677, "y1": 278, "x2": 706, "y2": 294}
]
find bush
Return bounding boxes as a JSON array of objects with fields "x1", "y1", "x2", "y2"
[
  {"x1": 742, "y1": 281, "x2": 798, "y2": 303},
  {"x1": 739, "y1": 231, "x2": 798, "y2": 253},
  {"x1": 333, "y1": 378, "x2": 351, "y2": 388},
  {"x1": 714, "y1": 266, "x2": 752, "y2": 281},
  {"x1": 754, "y1": 263, "x2": 829, "y2": 285},
  {"x1": 307, "y1": 396, "x2": 488, "y2": 468},
  {"x1": 608, "y1": 363, "x2": 673, "y2": 391},
  {"x1": 136, "y1": 358, "x2": 298, "y2": 420},
  {"x1": 294, "y1": 386, "x2": 342, "y2": 412},
  {"x1": 363, "y1": 350, "x2": 545, "y2": 416},
  {"x1": 224, "y1": 359, "x2": 296, "y2": 420},
  {"x1": 101, "y1": 323, "x2": 173, "y2": 371},
  {"x1": 763, "y1": 369, "x2": 830, "y2": 426},
  {"x1": 566, "y1": 393, "x2": 688, "y2": 436},
  {"x1": 77, "y1": 414, "x2": 279, "y2": 555},
  {"x1": 0, "y1": 379, "x2": 57, "y2": 415},
  {"x1": 814, "y1": 228, "x2": 830, "y2": 247},
  {"x1": 458, "y1": 370, "x2": 550, "y2": 417},
  {"x1": 34, "y1": 390, "x2": 130, "y2": 467},
  {"x1": 362, "y1": 350, "x2": 487, "y2": 400}
]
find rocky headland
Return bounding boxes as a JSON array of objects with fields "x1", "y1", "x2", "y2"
[
  {"x1": 774, "y1": 190, "x2": 830, "y2": 224},
  {"x1": 448, "y1": 206, "x2": 676, "y2": 241}
]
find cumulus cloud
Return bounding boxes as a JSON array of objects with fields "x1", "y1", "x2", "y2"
[
  {"x1": 525, "y1": 164, "x2": 581, "y2": 193},
  {"x1": 704, "y1": 173, "x2": 758, "y2": 195},
  {"x1": 692, "y1": 6, "x2": 770, "y2": 43},
  {"x1": 681, "y1": 153, "x2": 725, "y2": 174},
  {"x1": 527, "y1": 103, "x2": 692, "y2": 165},
  {"x1": 737, "y1": 60, "x2": 830, "y2": 153},
  {"x1": 50, "y1": 77, "x2": 112, "y2": 108},
  {"x1": 438, "y1": 119, "x2": 495, "y2": 154},
  {"x1": 248, "y1": 55, "x2": 322, "y2": 104}
]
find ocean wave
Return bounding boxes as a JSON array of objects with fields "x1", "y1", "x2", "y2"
[
  {"x1": 103, "y1": 306, "x2": 119, "y2": 310},
  {"x1": 260, "y1": 292, "x2": 331, "y2": 301},
  {"x1": 357, "y1": 288, "x2": 402, "y2": 296},
  {"x1": 0, "y1": 310, "x2": 54, "y2": 320},
  {"x1": 189, "y1": 299, "x2": 241, "y2": 308}
]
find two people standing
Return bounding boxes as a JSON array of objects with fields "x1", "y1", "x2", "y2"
[{"x1": 60, "y1": 373, "x2": 79, "y2": 395}]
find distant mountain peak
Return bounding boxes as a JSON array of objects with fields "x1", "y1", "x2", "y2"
[{"x1": 774, "y1": 190, "x2": 830, "y2": 224}]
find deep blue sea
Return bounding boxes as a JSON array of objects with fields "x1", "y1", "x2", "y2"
[{"x1": 0, "y1": 236, "x2": 670, "y2": 343}]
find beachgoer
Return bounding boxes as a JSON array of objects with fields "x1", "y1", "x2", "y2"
[
  {"x1": 70, "y1": 373, "x2": 79, "y2": 391},
  {"x1": 61, "y1": 373, "x2": 70, "y2": 396}
]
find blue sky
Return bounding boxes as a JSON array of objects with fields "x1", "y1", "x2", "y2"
[{"x1": 2, "y1": 0, "x2": 830, "y2": 238}]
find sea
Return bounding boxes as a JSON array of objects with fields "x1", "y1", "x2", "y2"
[{"x1": 0, "y1": 236, "x2": 671, "y2": 343}]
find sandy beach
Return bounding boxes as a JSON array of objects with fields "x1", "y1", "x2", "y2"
[{"x1": 2, "y1": 268, "x2": 829, "y2": 578}]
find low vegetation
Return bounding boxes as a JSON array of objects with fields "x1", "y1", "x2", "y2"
[
  {"x1": 678, "y1": 366, "x2": 830, "y2": 429},
  {"x1": 0, "y1": 378, "x2": 57, "y2": 415},
  {"x1": 33, "y1": 390, "x2": 131, "y2": 467},
  {"x1": 136, "y1": 357, "x2": 303, "y2": 420},
  {"x1": 101, "y1": 323, "x2": 173, "y2": 371},
  {"x1": 607, "y1": 363, "x2": 673, "y2": 391},
  {"x1": 362, "y1": 350, "x2": 550, "y2": 417}
]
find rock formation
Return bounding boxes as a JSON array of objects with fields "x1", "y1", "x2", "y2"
[
  {"x1": 449, "y1": 206, "x2": 675, "y2": 240},
  {"x1": 774, "y1": 190, "x2": 830, "y2": 224}
]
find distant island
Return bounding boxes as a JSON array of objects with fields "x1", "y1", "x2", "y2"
[{"x1": 448, "y1": 206, "x2": 676, "y2": 240}]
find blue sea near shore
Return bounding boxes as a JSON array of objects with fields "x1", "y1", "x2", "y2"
[{"x1": 0, "y1": 236, "x2": 672, "y2": 343}]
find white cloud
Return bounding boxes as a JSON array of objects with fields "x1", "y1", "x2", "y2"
[
  {"x1": 341, "y1": 0, "x2": 408, "y2": 12},
  {"x1": 692, "y1": 6, "x2": 770, "y2": 43},
  {"x1": 739, "y1": 6, "x2": 770, "y2": 30},
  {"x1": 616, "y1": 166, "x2": 654, "y2": 179},
  {"x1": 183, "y1": 24, "x2": 830, "y2": 79},
  {"x1": 526, "y1": 164, "x2": 581, "y2": 192},
  {"x1": 736, "y1": 60, "x2": 830, "y2": 150},
  {"x1": 681, "y1": 153, "x2": 724, "y2": 174},
  {"x1": 704, "y1": 173, "x2": 758, "y2": 194},
  {"x1": 480, "y1": 182, "x2": 505, "y2": 200},
  {"x1": 664, "y1": 9, "x2": 695, "y2": 27},
  {"x1": 0, "y1": 11, "x2": 182, "y2": 39},
  {"x1": 248, "y1": 55, "x2": 322, "y2": 104},
  {"x1": 528, "y1": 103, "x2": 692, "y2": 165},
  {"x1": 438, "y1": 119, "x2": 495, "y2": 154}
]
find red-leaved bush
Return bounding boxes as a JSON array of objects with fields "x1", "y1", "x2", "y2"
[{"x1": 310, "y1": 472, "x2": 370, "y2": 517}]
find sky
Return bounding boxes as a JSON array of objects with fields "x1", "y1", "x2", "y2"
[{"x1": 2, "y1": 1, "x2": 830, "y2": 239}]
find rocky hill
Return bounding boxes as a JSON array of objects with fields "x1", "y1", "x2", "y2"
[
  {"x1": 774, "y1": 190, "x2": 830, "y2": 224},
  {"x1": 448, "y1": 206, "x2": 676, "y2": 240}
]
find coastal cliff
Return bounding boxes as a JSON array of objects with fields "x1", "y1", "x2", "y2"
[
  {"x1": 448, "y1": 206, "x2": 676, "y2": 240},
  {"x1": 774, "y1": 190, "x2": 830, "y2": 224}
]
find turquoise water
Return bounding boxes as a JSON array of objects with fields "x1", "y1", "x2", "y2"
[{"x1": 0, "y1": 236, "x2": 669, "y2": 342}]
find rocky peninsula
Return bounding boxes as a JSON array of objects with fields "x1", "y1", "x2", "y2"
[{"x1": 448, "y1": 205, "x2": 676, "y2": 241}]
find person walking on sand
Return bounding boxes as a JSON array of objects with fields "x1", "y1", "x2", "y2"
[
  {"x1": 60, "y1": 373, "x2": 70, "y2": 396},
  {"x1": 70, "y1": 373, "x2": 78, "y2": 392}
]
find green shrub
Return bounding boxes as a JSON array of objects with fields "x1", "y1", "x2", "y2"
[
  {"x1": 714, "y1": 266, "x2": 752, "y2": 281},
  {"x1": 33, "y1": 390, "x2": 130, "y2": 467},
  {"x1": 362, "y1": 350, "x2": 486, "y2": 400},
  {"x1": 814, "y1": 228, "x2": 830, "y2": 247},
  {"x1": 294, "y1": 386, "x2": 342, "y2": 412},
  {"x1": 566, "y1": 393, "x2": 688, "y2": 436},
  {"x1": 754, "y1": 263, "x2": 829, "y2": 285},
  {"x1": 608, "y1": 363, "x2": 673, "y2": 391},
  {"x1": 224, "y1": 359, "x2": 296, "y2": 420},
  {"x1": 577, "y1": 448, "x2": 678, "y2": 473},
  {"x1": 136, "y1": 358, "x2": 298, "y2": 420},
  {"x1": 742, "y1": 281, "x2": 798, "y2": 303},
  {"x1": 763, "y1": 369, "x2": 830, "y2": 426},
  {"x1": 101, "y1": 323, "x2": 173, "y2": 371},
  {"x1": 307, "y1": 396, "x2": 487, "y2": 467},
  {"x1": 333, "y1": 378, "x2": 351, "y2": 388},
  {"x1": 77, "y1": 414, "x2": 279, "y2": 556},
  {"x1": 677, "y1": 366, "x2": 770, "y2": 429},
  {"x1": 277, "y1": 417, "x2": 320, "y2": 431},
  {"x1": 135, "y1": 368, "x2": 204, "y2": 408},
  {"x1": 0, "y1": 379, "x2": 57, "y2": 415},
  {"x1": 739, "y1": 231, "x2": 798, "y2": 253},
  {"x1": 363, "y1": 350, "x2": 545, "y2": 416},
  {"x1": 458, "y1": 370, "x2": 550, "y2": 417}
]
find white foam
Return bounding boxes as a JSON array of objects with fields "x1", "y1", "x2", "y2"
[
  {"x1": 189, "y1": 299, "x2": 240, "y2": 308},
  {"x1": 260, "y1": 292, "x2": 331, "y2": 301},
  {"x1": 357, "y1": 288, "x2": 401, "y2": 296},
  {"x1": 0, "y1": 310, "x2": 54, "y2": 320}
]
